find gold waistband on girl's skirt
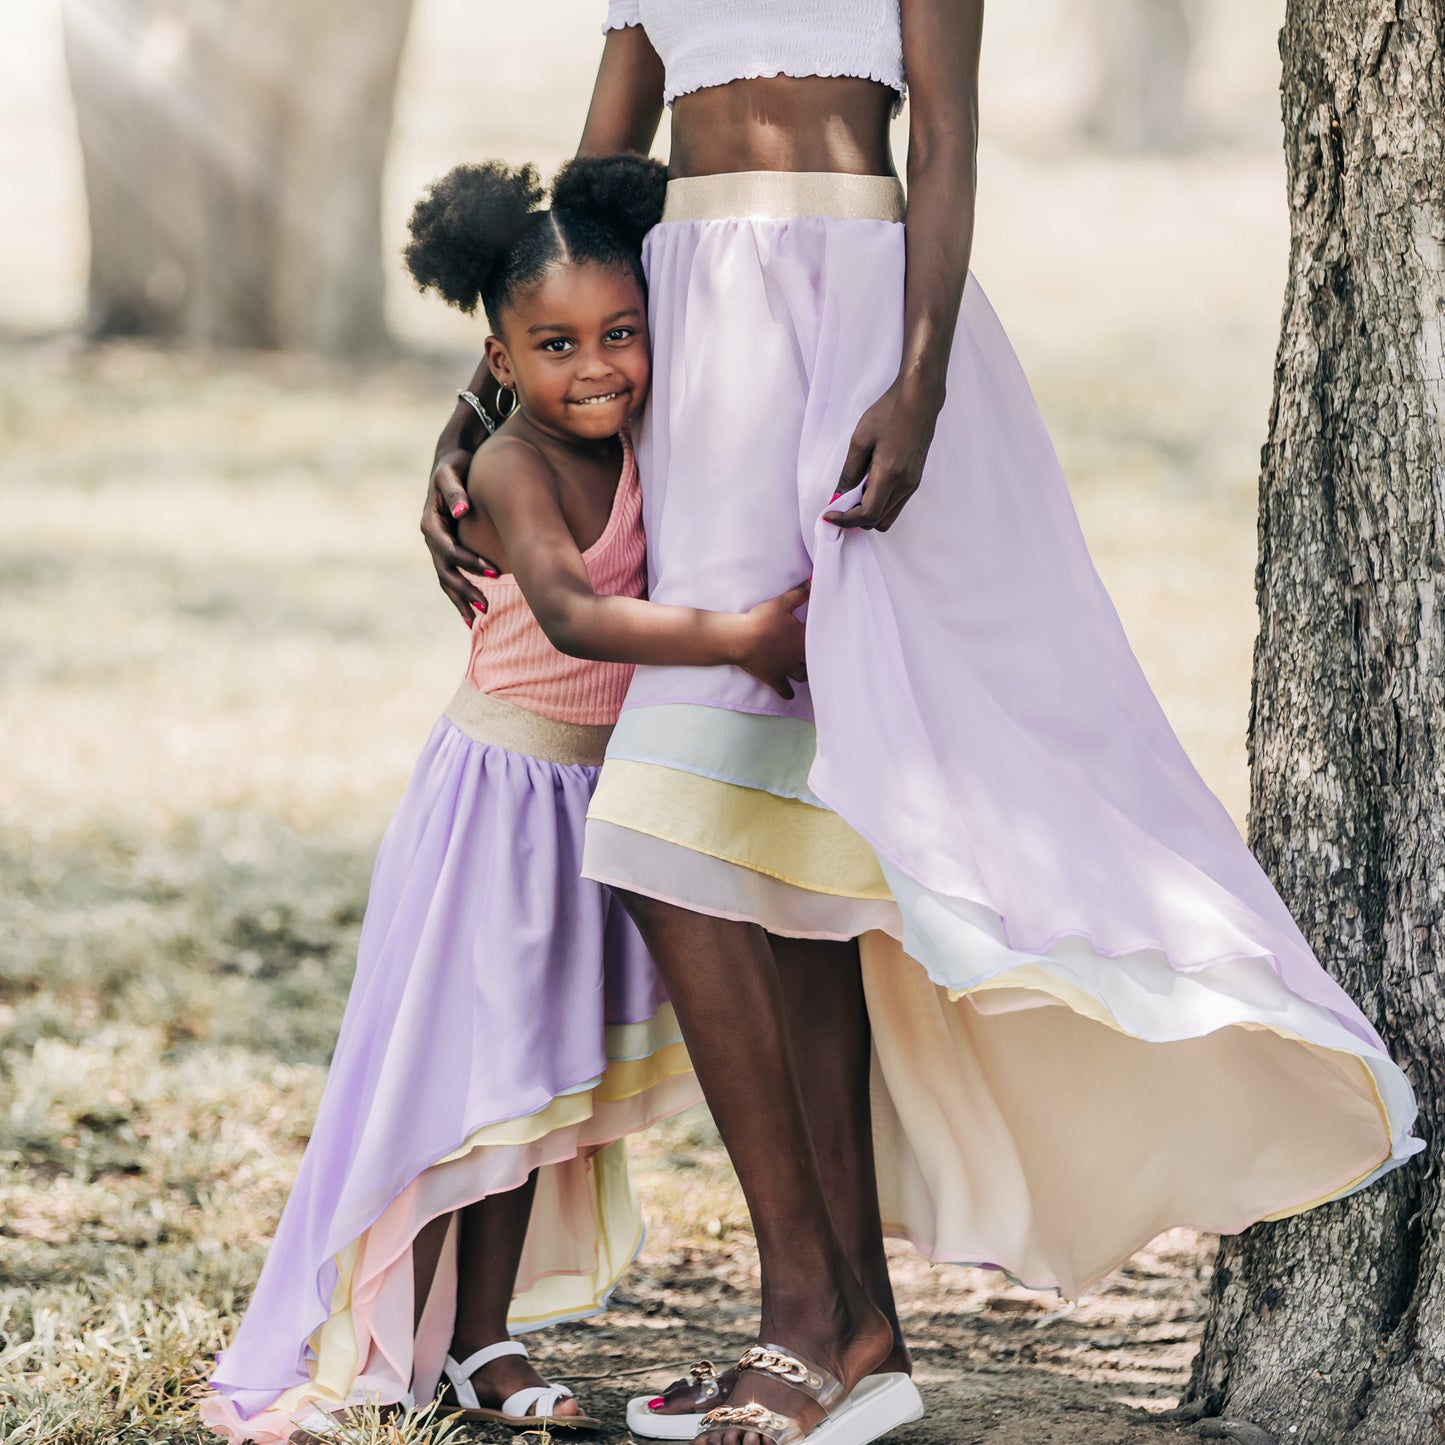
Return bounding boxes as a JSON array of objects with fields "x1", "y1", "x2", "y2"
[{"x1": 444, "y1": 684, "x2": 614, "y2": 768}]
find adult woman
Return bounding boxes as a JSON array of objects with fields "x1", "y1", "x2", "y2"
[{"x1": 424, "y1": 7, "x2": 1420, "y2": 1444}]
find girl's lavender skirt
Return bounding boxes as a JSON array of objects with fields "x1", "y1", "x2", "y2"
[
  {"x1": 204, "y1": 687, "x2": 700, "y2": 1442},
  {"x1": 583, "y1": 170, "x2": 1422, "y2": 1299}
]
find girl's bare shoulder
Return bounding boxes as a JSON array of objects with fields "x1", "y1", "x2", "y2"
[{"x1": 465, "y1": 430, "x2": 562, "y2": 507}]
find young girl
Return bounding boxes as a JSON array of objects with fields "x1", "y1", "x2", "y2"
[{"x1": 202, "y1": 153, "x2": 810, "y2": 1443}]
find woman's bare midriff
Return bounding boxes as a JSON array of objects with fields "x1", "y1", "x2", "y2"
[{"x1": 668, "y1": 75, "x2": 898, "y2": 180}]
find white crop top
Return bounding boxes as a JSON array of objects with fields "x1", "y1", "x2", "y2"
[{"x1": 603, "y1": 0, "x2": 906, "y2": 112}]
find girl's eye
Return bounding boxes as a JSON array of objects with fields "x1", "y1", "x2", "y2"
[
  {"x1": 605, "y1": 328, "x2": 635, "y2": 343},
  {"x1": 542, "y1": 338, "x2": 574, "y2": 353}
]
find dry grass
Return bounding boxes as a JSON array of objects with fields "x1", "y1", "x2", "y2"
[{"x1": 0, "y1": 0, "x2": 1289, "y2": 1440}]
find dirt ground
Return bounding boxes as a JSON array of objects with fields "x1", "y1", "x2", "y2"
[
  {"x1": 1, "y1": 1, "x2": 1288, "y2": 1441},
  {"x1": 536, "y1": 1156, "x2": 1211, "y2": 1445}
]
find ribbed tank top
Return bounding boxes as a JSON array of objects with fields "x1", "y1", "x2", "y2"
[
  {"x1": 603, "y1": 0, "x2": 906, "y2": 113},
  {"x1": 461, "y1": 433, "x2": 645, "y2": 726}
]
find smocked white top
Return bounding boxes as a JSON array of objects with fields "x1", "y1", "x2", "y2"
[{"x1": 603, "y1": 0, "x2": 906, "y2": 112}]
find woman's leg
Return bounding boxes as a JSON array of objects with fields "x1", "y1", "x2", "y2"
[
  {"x1": 411, "y1": 1176, "x2": 583, "y2": 1418},
  {"x1": 770, "y1": 934, "x2": 909, "y2": 1375},
  {"x1": 619, "y1": 892, "x2": 892, "y2": 1444}
]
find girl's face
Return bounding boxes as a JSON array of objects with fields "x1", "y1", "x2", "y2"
[{"x1": 485, "y1": 261, "x2": 650, "y2": 443}]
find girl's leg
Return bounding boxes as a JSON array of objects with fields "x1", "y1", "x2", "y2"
[
  {"x1": 618, "y1": 892, "x2": 892, "y2": 1445},
  {"x1": 412, "y1": 1175, "x2": 583, "y2": 1418}
]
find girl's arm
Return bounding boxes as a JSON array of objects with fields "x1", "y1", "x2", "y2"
[
  {"x1": 474, "y1": 439, "x2": 809, "y2": 698},
  {"x1": 825, "y1": 0, "x2": 985, "y2": 533},
  {"x1": 421, "y1": 27, "x2": 665, "y2": 620}
]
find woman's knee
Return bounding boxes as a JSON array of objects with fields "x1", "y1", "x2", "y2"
[{"x1": 615, "y1": 889, "x2": 758, "y2": 948}]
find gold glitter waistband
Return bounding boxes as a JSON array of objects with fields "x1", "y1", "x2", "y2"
[
  {"x1": 661, "y1": 171, "x2": 905, "y2": 224},
  {"x1": 444, "y1": 684, "x2": 614, "y2": 768}
]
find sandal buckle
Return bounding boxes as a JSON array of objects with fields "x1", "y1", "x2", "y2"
[{"x1": 690, "y1": 1360, "x2": 721, "y2": 1402}]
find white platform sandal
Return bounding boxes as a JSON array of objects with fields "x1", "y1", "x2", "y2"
[
  {"x1": 628, "y1": 1361, "x2": 924, "y2": 1443},
  {"x1": 695, "y1": 1346, "x2": 924, "y2": 1445},
  {"x1": 438, "y1": 1340, "x2": 601, "y2": 1432}
]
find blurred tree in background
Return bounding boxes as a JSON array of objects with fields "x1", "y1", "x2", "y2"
[
  {"x1": 61, "y1": 0, "x2": 413, "y2": 355},
  {"x1": 1186, "y1": 4, "x2": 1445, "y2": 1439},
  {"x1": 1075, "y1": 0, "x2": 1203, "y2": 152}
]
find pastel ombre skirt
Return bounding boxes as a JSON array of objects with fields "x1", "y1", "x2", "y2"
[
  {"x1": 582, "y1": 170, "x2": 1422, "y2": 1298},
  {"x1": 204, "y1": 687, "x2": 700, "y2": 1442}
]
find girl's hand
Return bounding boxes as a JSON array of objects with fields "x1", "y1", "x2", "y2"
[
  {"x1": 734, "y1": 581, "x2": 811, "y2": 700},
  {"x1": 824, "y1": 377, "x2": 945, "y2": 533}
]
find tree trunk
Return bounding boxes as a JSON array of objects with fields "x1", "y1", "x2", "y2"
[
  {"x1": 61, "y1": 0, "x2": 413, "y2": 356},
  {"x1": 1074, "y1": 0, "x2": 1202, "y2": 152},
  {"x1": 1184, "y1": 6, "x2": 1445, "y2": 1441}
]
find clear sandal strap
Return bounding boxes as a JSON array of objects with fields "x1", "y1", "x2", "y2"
[
  {"x1": 736, "y1": 1344, "x2": 845, "y2": 1409},
  {"x1": 699, "y1": 1402, "x2": 802, "y2": 1445}
]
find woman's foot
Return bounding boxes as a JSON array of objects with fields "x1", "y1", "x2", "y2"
[
  {"x1": 644, "y1": 1303, "x2": 910, "y2": 1423},
  {"x1": 441, "y1": 1338, "x2": 586, "y2": 1420},
  {"x1": 698, "y1": 1291, "x2": 894, "y2": 1445},
  {"x1": 646, "y1": 1344, "x2": 912, "y2": 1425}
]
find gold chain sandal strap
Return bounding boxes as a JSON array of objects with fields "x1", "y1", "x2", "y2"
[
  {"x1": 689, "y1": 1360, "x2": 722, "y2": 1403},
  {"x1": 736, "y1": 1344, "x2": 844, "y2": 1408},
  {"x1": 698, "y1": 1402, "x2": 803, "y2": 1445}
]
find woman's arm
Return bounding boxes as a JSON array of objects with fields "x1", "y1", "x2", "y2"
[
  {"x1": 424, "y1": 357, "x2": 501, "y2": 624},
  {"x1": 475, "y1": 440, "x2": 809, "y2": 697},
  {"x1": 579, "y1": 23, "x2": 667, "y2": 157},
  {"x1": 825, "y1": 0, "x2": 984, "y2": 533}
]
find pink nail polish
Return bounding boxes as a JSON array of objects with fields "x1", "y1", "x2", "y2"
[
  {"x1": 648, "y1": 1398, "x2": 666, "y2": 1411},
  {"x1": 483, "y1": 568, "x2": 500, "y2": 579},
  {"x1": 830, "y1": 491, "x2": 844, "y2": 503},
  {"x1": 451, "y1": 501, "x2": 469, "y2": 519}
]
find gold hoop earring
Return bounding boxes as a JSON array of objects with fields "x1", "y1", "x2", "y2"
[{"x1": 496, "y1": 386, "x2": 519, "y2": 419}]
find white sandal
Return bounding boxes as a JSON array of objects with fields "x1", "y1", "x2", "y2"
[
  {"x1": 438, "y1": 1340, "x2": 601, "y2": 1432},
  {"x1": 628, "y1": 1364, "x2": 923, "y2": 1442},
  {"x1": 695, "y1": 1347, "x2": 924, "y2": 1445}
]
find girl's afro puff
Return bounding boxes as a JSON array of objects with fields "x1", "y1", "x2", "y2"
[
  {"x1": 551, "y1": 153, "x2": 670, "y2": 252},
  {"x1": 404, "y1": 153, "x2": 668, "y2": 330},
  {"x1": 403, "y1": 161, "x2": 545, "y2": 317}
]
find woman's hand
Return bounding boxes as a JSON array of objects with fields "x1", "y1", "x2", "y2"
[
  {"x1": 422, "y1": 371, "x2": 502, "y2": 624},
  {"x1": 826, "y1": 0, "x2": 982, "y2": 534},
  {"x1": 733, "y1": 581, "x2": 811, "y2": 699},
  {"x1": 823, "y1": 377, "x2": 945, "y2": 532}
]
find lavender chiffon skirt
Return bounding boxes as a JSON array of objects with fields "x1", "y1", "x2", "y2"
[
  {"x1": 204, "y1": 713, "x2": 698, "y2": 1442},
  {"x1": 583, "y1": 171, "x2": 1422, "y2": 1297}
]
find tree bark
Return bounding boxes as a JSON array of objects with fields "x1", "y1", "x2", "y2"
[
  {"x1": 1074, "y1": 0, "x2": 1202, "y2": 152},
  {"x1": 61, "y1": 0, "x2": 413, "y2": 355},
  {"x1": 1185, "y1": 5, "x2": 1445, "y2": 1440}
]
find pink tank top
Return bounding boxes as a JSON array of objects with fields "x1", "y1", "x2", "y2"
[{"x1": 462, "y1": 433, "x2": 646, "y2": 725}]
